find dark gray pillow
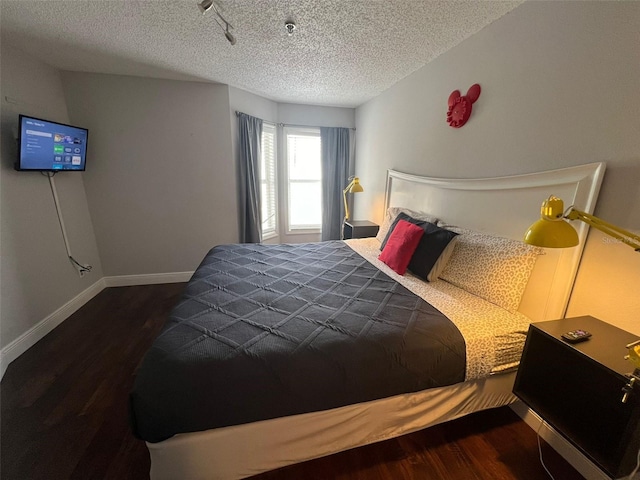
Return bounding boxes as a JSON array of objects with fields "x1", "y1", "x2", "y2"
[{"x1": 407, "y1": 223, "x2": 459, "y2": 280}]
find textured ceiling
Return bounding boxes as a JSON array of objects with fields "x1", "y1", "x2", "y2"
[{"x1": 1, "y1": 0, "x2": 523, "y2": 107}]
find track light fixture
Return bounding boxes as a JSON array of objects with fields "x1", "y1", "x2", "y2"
[
  {"x1": 197, "y1": 0, "x2": 236, "y2": 45},
  {"x1": 197, "y1": 0, "x2": 214, "y2": 14},
  {"x1": 224, "y1": 27, "x2": 236, "y2": 46}
]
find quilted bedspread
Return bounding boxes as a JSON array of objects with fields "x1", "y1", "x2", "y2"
[{"x1": 130, "y1": 241, "x2": 465, "y2": 443}]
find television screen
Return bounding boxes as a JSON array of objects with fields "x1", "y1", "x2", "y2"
[{"x1": 16, "y1": 115, "x2": 89, "y2": 171}]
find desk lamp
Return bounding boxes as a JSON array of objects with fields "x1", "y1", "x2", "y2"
[
  {"x1": 524, "y1": 196, "x2": 640, "y2": 251},
  {"x1": 524, "y1": 195, "x2": 640, "y2": 404},
  {"x1": 342, "y1": 177, "x2": 364, "y2": 240},
  {"x1": 343, "y1": 176, "x2": 364, "y2": 223}
]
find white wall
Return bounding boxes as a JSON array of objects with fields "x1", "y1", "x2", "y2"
[
  {"x1": 354, "y1": 1, "x2": 640, "y2": 334},
  {"x1": 1, "y1": 45, "x2": 104, "y2": 355},
  {"x1": 62, "y1": 73, "x2": 237, "y2": 276}
]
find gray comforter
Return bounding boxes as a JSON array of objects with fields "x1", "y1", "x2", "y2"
[{"x1": 130, "y1": 241, "x2": 466, "y2": 443}]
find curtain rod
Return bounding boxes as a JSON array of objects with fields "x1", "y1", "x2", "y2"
[
  {"x1": 235, "y1": 111, "x2": 354, "y2": 130},
  {"x1": 277, "y1": 122, "x2": 355, "y2": 131}
]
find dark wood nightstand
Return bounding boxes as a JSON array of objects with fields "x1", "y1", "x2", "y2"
[
  {"x1": 513, "y1": 316, "x2": 640, "y2": 479},
  {"x1": 343, "y1": 220, "x2": 379, "y2": 239}
]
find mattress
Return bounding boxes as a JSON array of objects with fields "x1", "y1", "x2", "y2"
[{"x1": 130, "y1": 240, "x2": 467, "y2": 443}]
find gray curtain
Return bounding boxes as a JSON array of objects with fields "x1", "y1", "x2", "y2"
[
  {"x1": 237, "y1": 112, "x2": 263, "y2": 243},
  {"x1": 320, "y1": 127, "x2": 351, "y2": 241}
]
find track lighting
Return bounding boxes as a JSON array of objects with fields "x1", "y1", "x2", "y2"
[
  {"x1": 197, "y1": 0, "x2": 214, "y2": 14},
  {"x1": 197, "y1": 0, "x2": 236, "y2": 45},
  {"x1": 224, "y1": 28, "x2": 236, "y2": 46}
]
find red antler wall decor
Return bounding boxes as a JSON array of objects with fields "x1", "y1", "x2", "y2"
[{"x1": 446, "y1": 84, "x2": 481, "y2": 128}]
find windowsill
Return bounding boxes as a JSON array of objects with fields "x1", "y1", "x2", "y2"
[
  {"x1": 286, "y1": 228, "x2": 321, "y2": 236},
  {"x1": 262, "y1": 231, "x2": 278, "y2": 242}
]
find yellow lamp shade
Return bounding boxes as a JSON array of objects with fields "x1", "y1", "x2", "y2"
[
  {"x1": 348, "y1": 177, "x2": 364, "y2": 193},
  {"x1": 524, "y1": 217, "x2": 579, "y2": 248},
  {"x1": 524, "y1": 196, "x2": 579, "y2": 248}
]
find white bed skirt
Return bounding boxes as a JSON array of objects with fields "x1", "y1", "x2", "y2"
[{"x1": 148, "y1": 371, "x2": 517, "y2": 480}]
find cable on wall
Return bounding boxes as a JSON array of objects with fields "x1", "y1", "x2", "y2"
[
  {"x1": 627, "y1": 447, "x2": 640, "y2": 479},
  {"x1": 44, "y1": 171, "x2": 92, "y2": 277}
]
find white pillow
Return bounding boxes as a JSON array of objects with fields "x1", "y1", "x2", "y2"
[
  {"x1": 439, "y1": 226, "x2": 542, "y2": 313},
  {"x1": 376, "y1": 207, "x2": 438, "y2": 243}
]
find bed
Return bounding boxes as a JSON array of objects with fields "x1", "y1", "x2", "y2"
[{"x1": 130, "y1": 163, "x2": 605, "y2": 480}]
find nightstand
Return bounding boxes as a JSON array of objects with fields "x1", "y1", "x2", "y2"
[
  {"x1": 343, "y1": 220, "x2": 379, "y2": 239},
  {"x1": 513, "y1": 316, "x2": 640, "y2": 479}
]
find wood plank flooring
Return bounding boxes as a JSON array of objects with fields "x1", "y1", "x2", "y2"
[{"x1": 1, "y1": 284, "x2": 585, "y2": 480}]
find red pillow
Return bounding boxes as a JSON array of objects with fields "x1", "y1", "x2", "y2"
[{"x1": 378, "y1": 220, "x2": 425, "y2": 275}]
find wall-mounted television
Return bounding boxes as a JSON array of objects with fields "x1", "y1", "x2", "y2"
[{"x1": 16, "y1": 115, "x2": 89, "y2": 172}]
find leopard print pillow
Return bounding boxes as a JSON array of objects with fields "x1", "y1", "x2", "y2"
[{"x1": 439, "y1": 227, "x2": 542, "y2": 313}]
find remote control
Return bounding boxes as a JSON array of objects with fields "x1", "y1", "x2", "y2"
[{"x1": 561, "y1": 329, "x2": 592, "y2": 343}]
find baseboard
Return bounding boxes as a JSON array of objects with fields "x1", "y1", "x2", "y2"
[
  {"x1": 103, "y1": 271, "x2": 193, "y2": 287},
  {"x1": 510, "y1": 402, "x2": 610, "y2": 480},
  {"x1": 0, "y1": 278, "x2": 106, "y2": 381}
]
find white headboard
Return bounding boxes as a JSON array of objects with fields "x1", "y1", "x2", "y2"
[{"x1": 384, "y1": 163, "x2": 606, "y2": 322}]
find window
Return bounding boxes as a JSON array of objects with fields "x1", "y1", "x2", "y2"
[
  {"x1": 257, "y1": 124, "x2": 323, "y2": 240},
  {"x1": 284, "y1": 127, "x2": 322, "y2": 231},
  {"x1": 260, "y1": 123, "x2": 277, "y2": 238}
]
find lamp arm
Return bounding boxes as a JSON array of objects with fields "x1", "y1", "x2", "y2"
[
  {"x1": 567, "y1": 208, "x2": 640, "y2": 251},
  {"x1": 343, "y1": 179, "x2": 356, "y2": 221}
]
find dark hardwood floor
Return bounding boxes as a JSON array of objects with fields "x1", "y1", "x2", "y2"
[{"x1": 1, "y1": 284, "x2": 585, "y2": 480}]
